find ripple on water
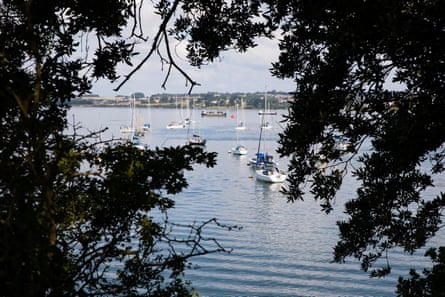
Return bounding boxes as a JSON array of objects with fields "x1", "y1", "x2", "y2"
[{"x1": 69, "y1": 107, "x2": 444, "y2": 297}]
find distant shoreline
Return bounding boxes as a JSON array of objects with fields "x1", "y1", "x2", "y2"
[
  {"x1": 68, "y1": 103, "x2": 283, "y2": 110},
  {"x1": 69, "y1": 91, "x2": 293, "y2": 110}
]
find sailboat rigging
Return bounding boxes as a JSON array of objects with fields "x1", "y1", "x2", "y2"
[
  {"x1": 235, "y1": 98, "x2": 247, "y2": 130},
  {"x1": 260, "y1": 91, "x2": 274, "y2": 130},
  {"x1": 119, "y1": 94, "x2": 147, "y2": 150},
  {"x1": 166, "y1": 97, "x2": 191, "y2": 129},
  {"x1": 120, "y1": 95, "x2": 136, "y2": 134},
  {"x1": 230, "y1": 101, "x2": 248, "y2": 155},
  {"x1": 250, "y1": 89, "x2": 286, "y2": 183},
  {"x1": 186, "y1": 98, "x2": 206, "y2": 146}
]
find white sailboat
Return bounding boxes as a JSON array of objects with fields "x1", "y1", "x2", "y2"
[
  {"x1": 120, "y1": 94, "x2": 147, "y2": 150},
  {"x1": 167, "y1": 121, "x2": 187, "y2": 129},
  {"x1": 252, "y1": 89, "x2": 286, "y2": 183},
  {"x1": 187, "y1": 133, "x2": 207, "y2": 146},
  {"x1": 260, "y1": 91, "x2": 273, "y2": 130},
  {"x1": 255, "y1": 166, "x2": 287, "y2": 183},
  {"x1": 186, "y1": 98, "x2": 206, "y2": 146},
  {"x1": 253, "y1": 149, "x2": 286, "y2": 183},
  {"x1": 235, "y1": 98, "x2": 247, "y2": 130},
  {"x1": 231, "y1": 99, "x2": 248, "y2": 155},
  {"x1": 120, "y1": 94, "x2": 147, "y2": 136},
  {"x1": 120, "y1": 95, "x2": 137, "y2": 134},
  {"x1": 166, "y1": 97, "x2": 191, "y2": 129},
  {"x1": 139, "y1": 96, "x2": 151, "y2": 132},
  {"x1": 249, "y1": 90, "x2": 277, "y2": 168}
]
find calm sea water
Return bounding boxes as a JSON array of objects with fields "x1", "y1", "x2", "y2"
[{"x1": 69, "y1": 106, "x2": 444, "y2": 297}]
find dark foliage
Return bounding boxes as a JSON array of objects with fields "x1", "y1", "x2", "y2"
[{"x1": 0, "y1": 1, "x2": 231, "y2": 296}]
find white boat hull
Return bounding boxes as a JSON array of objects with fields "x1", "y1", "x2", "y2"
[
  {"x1": 187, "y1": 134, "x2": 206, "y2": 146},
  {"x1": 255, "y1": 168, "x2": 287, "y2": 183},
  {"x1": 120, "y1": 126, "x2": 135, "y2": 133},
  {"x1": 166, "y1": 121, "x2": 186, "y2": 129},
  {"x1": 232, "y1": 145, "x2": 248, "y2": 155}
]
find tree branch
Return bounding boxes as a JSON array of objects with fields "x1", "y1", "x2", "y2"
[{"x1": 114, "y1": 0, "x2": 200, "y2": 93}]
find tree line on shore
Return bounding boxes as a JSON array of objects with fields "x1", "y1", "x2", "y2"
[{"x1": 72, "y1": 91, "x2": 293, "y2": 109}]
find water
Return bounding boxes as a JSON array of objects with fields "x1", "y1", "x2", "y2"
[{"x1": 69, "y1": 106, "x2": 444, "y2": 297}]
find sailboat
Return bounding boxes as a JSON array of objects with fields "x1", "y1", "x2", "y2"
[
  {"x1": 235, "y1": 98, "x2": 247, "y2": 130},
  {"x1": 258, "y1": 90, "x2": 277, "y2": 116},
  {"x1": 231, "y1": 101, "x2": 248, "y2": 155},
  {"x1": 166, "y1": 97, "x2": 191, "y2": 129},
  {"x1": 253, "y1": 118, "x2": 286, "y2": 183},
  {"x1": 260, "y1": 91, "x2": 273, "y2": 130},
  {"x1": 187, "y1": 133, "x2": 206, "y2": 146},
  {"x1": 133, "y1": 95, "x2": 146, "y2": 137},
  {"x1": 247, "y1": 113, "x2": 278, "y2": 168},
  {"x1": 120, "y1": 95, "x2": 137, "y2": 134},
  {"x1": 251, "y1": 90, "x2": 286, "y2": 183},
  {"x1": 120, "y1": 94, "x2": 147, "y2": 150},
  {"x1": 255, "y1": 166, "x2": 287, "y2": 183},
  {"x1": 120, "y1": 94, "x2": 147, "y2": 136},
  {"x1": 186, "y1": 98, "x2": 206, "y2": 146},
  {"x1": 248, "y1": 90, "x2": 278, "y2": 168},
  {"x1": 140, "y1": 96, "x2": 151, "y2": 132}
]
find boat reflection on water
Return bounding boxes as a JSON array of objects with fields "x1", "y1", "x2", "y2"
[{"x1": 254, "y1": 180, "x2": 286, "y2": 195}]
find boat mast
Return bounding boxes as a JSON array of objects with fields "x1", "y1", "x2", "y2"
[
  {"x1": 131, "y1": 93, "x2": 135, "y2": 131},
  {"x1": 256, "y1": 90, "x2": 267, "y2": 155}
]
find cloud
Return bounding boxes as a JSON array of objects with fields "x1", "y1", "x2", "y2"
[
  {"x1": 91, "y1": 40, "x2": 295, "y2": 96},
  {"x1": 90, "y1": 4, "x2": 295, "y2": 97}
]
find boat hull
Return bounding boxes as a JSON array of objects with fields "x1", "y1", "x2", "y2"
[
  {"x1": 255, "y1": 168, "x2": 287, "y2": 183},
  {"x1": 187, "y1": 134, "x2": 206, "y2": 146},
  {"x1": 232, "y1": 145, "x2": 248, "y2": 155}
]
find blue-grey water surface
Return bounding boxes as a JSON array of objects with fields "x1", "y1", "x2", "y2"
[{"x1": 69, "y1": 106, "x2": 444, "y2": 297}]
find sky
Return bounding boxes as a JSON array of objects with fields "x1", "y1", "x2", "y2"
[
  {"x1": 89, "y1": 4, "x2": 403, "y2": 98},
  {"x1": 90, "y1": 34, "x2": 403, "y2": 97},
  {"x1": 89, "y1": 4, "x2": 296, "y2": 97},
  {"x1": 91, "y1": 38, "x2": 296, "y2": 97}
]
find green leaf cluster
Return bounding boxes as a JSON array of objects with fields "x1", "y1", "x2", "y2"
[
  {"x1": 0, "y1": 1, "x2": 227, "y2": 296},
  {"x1": 397, "y1": 247, "x2": 445, "y2": 297}
]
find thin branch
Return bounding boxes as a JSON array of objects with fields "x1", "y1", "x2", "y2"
[
  {"x1": 129, "y1": 0, "x2": 148, "y2": 41},
  {"x1": 114, "y1": 0, "x2": 188, "y2": 92},
  {"x1": 161, "y1": 28, "x2": 201, "y2": 94}
]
